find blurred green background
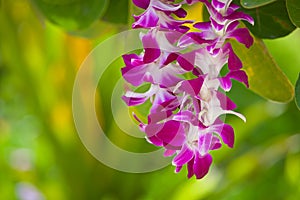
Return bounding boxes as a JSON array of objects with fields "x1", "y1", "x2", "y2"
[{"x1": 1, "y1": 0, "x2": 300, "y2": 199}]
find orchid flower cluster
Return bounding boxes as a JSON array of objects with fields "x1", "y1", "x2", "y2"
[{"x1": 121, "y1": 0, "x2": 254, "y2": 179}]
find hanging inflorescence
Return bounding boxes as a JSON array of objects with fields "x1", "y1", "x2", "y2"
[{"x1": 121, "y1": 0, "x2": 254, "y2": 179}]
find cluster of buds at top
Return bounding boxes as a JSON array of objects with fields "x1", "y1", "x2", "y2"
[{"x1": 121, "y1": 0, "x2": 254, "y2": 179}]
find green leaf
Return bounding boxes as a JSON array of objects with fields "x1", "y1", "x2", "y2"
[
  {"x1": 202, "y1": 4, "x2": 210, "y2": 22},
  {"x1": 295, "y1": 73, "x2": 300, "y2": 110},
  {"x1": 102, "y1": 0, "x2": 129, "y2": 24},
  {"x1": 68, "y1": 20, "x2": 121, "y2": 39},
  {"x1": 231, "y1": 37, "x2": 294, "y2": 103},
  {"x1": 238, "y1": 0, "x2": 296, "y2": 39},
  {"x1": 287, "y1": 0, "x2": 300, "y2": 27},
  {"x1": 32, "y1": 0, "x2": 109, "y2": 31},
  {"x1": 240, "y1": 0, "x2": 276, "y2": 9}
]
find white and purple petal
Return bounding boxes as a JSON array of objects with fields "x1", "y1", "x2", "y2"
[
  {"x1": 133, "y1": 8, "x2": 159, "y2": 28},
  {"x1": 122, "y1": 85, "x2": 158, "y2": 106},
  {"x1": 209, "y1": 123, "x2": 235, "y2": 148},
  {"x1": 226, "y1": 11, "x2": 254, "y2": 25},
  {"x1": 173, "y1": 144, "x2": 194, "y2": 166}
]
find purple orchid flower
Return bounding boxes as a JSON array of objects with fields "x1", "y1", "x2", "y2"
[{"x1": 121, "y1": 0, "x2": 254, "y2": 179}]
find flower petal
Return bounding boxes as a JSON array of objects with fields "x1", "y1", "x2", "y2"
[
  {"x1": 177, "y1": 51, "x2": 196, "y2": 71},
  {"x1": 223, "y1": 43, "x2": 242, "y2": 70},
  {"x1": 164, "y1": 149, "x2": 176, "y2": 157},
  {"x1": 216, "y1": 91, "x2": 236, "y2": 110},
  {"x1": 132, "y1": 0, "x2": 150, "y2": 9},
  {"x1": 133, "y1": 8, "x2": 159, "y2": 28},
  {"x1": 173, "y1": 144, "x2": 194, "y2": 166},
  {"x1": 179, "y1": 76, "x2": 205, "y2": 96},
  {"x1": 121, "y1": 64, "x2": 148, "y2": 86},
  {"x1": 211, "y1": 123, "x2": 235, "y2": 148},
  {"x1": 122, "y1": 85, "x2": 158, "y2": 106},
  {"x1": 220, "y1": 124, "x2": 235, "y2": 148},
  {"x1": 148, "y1": 110, "x2": 173, "y2": 124},
  {"x1": 210, "y1": 135, "x2": 222, "y2": 150},
  {"x1": 227, "y1": 28, "x2": 254, "y2": 48},
  {"x1": 152, "y1": 0, "x2": 181, "y2": 12},
  {"x1": 155, "y1": 120, "x2": 186, "y2": 147},
  {"x1": 219, "y1": 70, "x2": 249, "y2": 91},
  {"x1": 142, "y1": 32, "x2": 161, "y2": 63},
  {"x1": 163, "y1": 53, "x2": 179, "y2": 65},
  {"x1": 193, "y1": 153, "x2": 213, "y2": 179},
  {"x1": 172, "y1": 110, "x2": 203, "y2": 127},
  {"x1": 175, "y1": 165, "x2": 183, "y2": 173},
  {"x1": 198, "y1": 133, "x2": 213, "y2": 156},
  {"x1": 174, "y1": 8, "x2": 187, "y2": 18},
  {"x1": 226, "y1": 11, "x2": 254, "y2": 25},
  {"x1": 187, "y1": 157, "x2": 195, "y2": 178},
  {"x1": 194, "y1": 21, "x2": 212, "y2": 30},
  {"x1": 212, "y1": 0, "x2": 225, "y2": 11}
]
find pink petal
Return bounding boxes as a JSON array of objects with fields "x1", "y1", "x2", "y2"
[
  {"x1": 132, "y1": 0, "x2": 150, "y2": 9},
  {"x1": 164, "y1": 149, "x2": 176, "y2": 157},
  {"x1": 177, "y1": 51, "x2": 195, "y2": 71},
  {"x1": 228, "y1": 28, "x2": 254, "y2": 48},
  {"x1": 174, "y1": 8, "x2": 187, "y2": 18},
  {"x1": 146, "y1": 135, "x2": 163, "y2": 146},
  {"x1": 193, "y1": 153, "x2": 213, "y2": 179},
  {"x1": 220, "y1": 124, "x2": 235, "y2": 148},
  {"x1": 211, "y1": 123, "x2": 235, "y2": 148},
  {"x1": 179, "y1": 76, "x2": 205, "y2": 96},
  {"x1": 187, "y1": 157, "x2": 195, "y2": 179},
  {"x1": 223, "y1": 42, "x2": 242, "y2": 70},
  {"x1": 219, "y1": 70, "x2": 249, "y2": 91},
  {"x1": 156, "y1": 120, "x2": 186, "y2": 147},
  {"x1": 121, "y1": 64, "x2": 148, "y2": 86}
]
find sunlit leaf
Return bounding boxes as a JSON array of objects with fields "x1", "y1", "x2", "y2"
[
  {"x1": 240, "y1": 0, "x2": 276, "y2": 9},
  {"x1": 285, "y1": 153, "x2": 300, "y2": 186},
  {"x1": 237, "y1": 0, "x2": 296, "y2": 39},
  {"x1": 32, "y1": 0, "x2": 109, "y2": 31},
  {"x1": 231, "y1": 37, "x2": 294, "y2": 103},
  {"x1": 287, "y1": 0, "x2": 300, "y2": 27},
  {"x1": 295, "y1": 73, "x2": 300, "y2": 110}
]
